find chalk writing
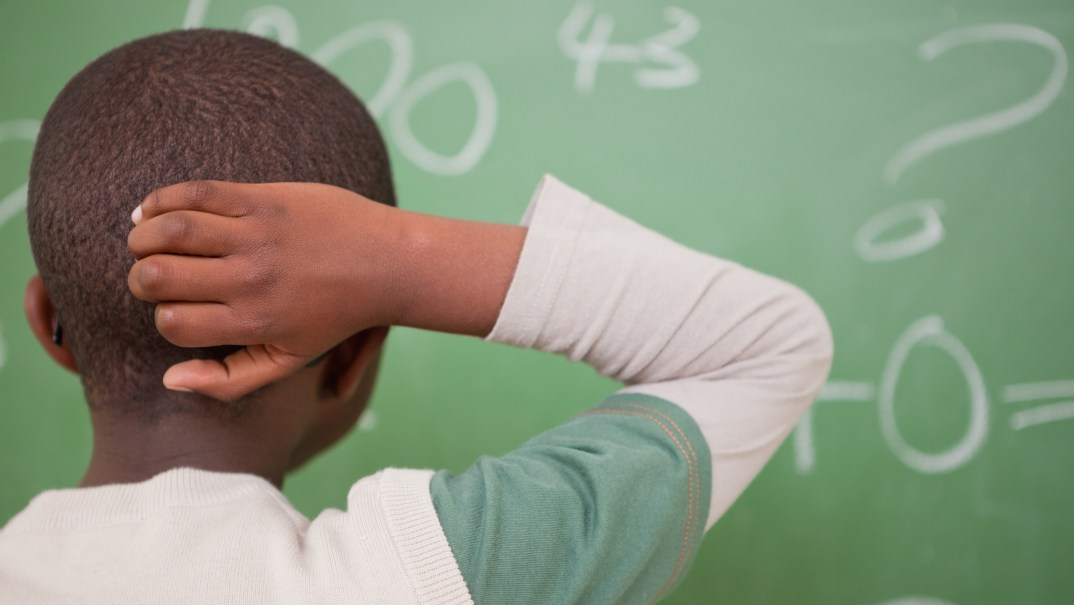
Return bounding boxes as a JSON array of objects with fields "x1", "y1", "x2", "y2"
[
  {"x1": 857, "y1": 24, "x2": 1067, "y2": 263},
  {"x1": 876, "y1": 598, "x2": 957, "y2": 605},
  {"x1": 558, "y1": 3, "x2": 699, "y2": 95},
  {"x1": 793, "y1": 381, "x2": 874, "y2": 473},
  {"x1": 181, "y1": 0, "x2": 209, "y2": 29},
  {"x1": 0, "y1": 323, "x2": 6, "y2": 373},
  {"x1": 884, "y1": 24, "x2": 1068, "y2": 184},
  {"x1": 854, "y1": 199, "x2": 945, "y2": 263},
  {"x1": 1009, "y1": 402, "x2": 1074, "y2": 431},
  {"x1": 795, "y1": 316, "x2": 994, "y2": 475},
  {"x1": 388, "y1": 63, "x2": 498, "y2": 176},
  {"x1": 0, "y1": 120, "x2": 39, "y2": 231},
  {"x1": 358, "y1": 409, "x2": 377, "y2": 432},
  {"x1": 183, "y1": 1, "x2": 498, "y2": 176},
  {"x1": 1003, "y1": 380, "x2": 1074, "y2": 430},
  {"x1": 1003, "y1": 380, "x2": 1074, "y2": 402},
  {"x1": 819, "y1": 381, "x2": 877, "y2": 401},
  {"x1": 311, "y1": 22, "x2": 413, "y2": 118},
  {"x1": 242, "y1": 5, "x2": 300, "y2": 49},
  {"x1": 796, "y1": 320, "x2": 1074, "y2": 473},
  {"x1": 878, "y1": 315, "x2": 988, "y2": 474},
  {"x1": 313, "y1": 19, "x2": 497, "y2": 176}
]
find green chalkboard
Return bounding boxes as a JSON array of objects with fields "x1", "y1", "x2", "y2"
[{"x1": 2, "y1": 2, "x2": 1072, "y2": 603}]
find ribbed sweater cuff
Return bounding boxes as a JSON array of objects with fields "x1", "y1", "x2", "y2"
[
  {"x1": 379, "y1": 469, "x2": 473, "y2": 604},
  {"x1": 485, "y1": 174, "x2": 591, "y2": 348}
]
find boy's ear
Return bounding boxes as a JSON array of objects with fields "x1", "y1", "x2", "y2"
[
  {"x1": 321, "y1": 326, "x2": 389, "y2": 401},
  {"x1": 24, "y1": 274, "x2": 78, "y2": 374}
]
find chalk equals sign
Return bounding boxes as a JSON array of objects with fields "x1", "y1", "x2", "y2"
[{"x1": 1002, "y1": 380, "x2": 1074, "y2": 431}]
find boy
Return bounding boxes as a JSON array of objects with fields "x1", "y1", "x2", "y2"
[{"x1": 1, "y1": 29, "x2": 831, "y2": 604}]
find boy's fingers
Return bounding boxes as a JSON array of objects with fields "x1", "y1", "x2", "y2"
[
  {"x1": 130, "y1": 256, "x2": 240, "y2": 303},
  {"x1": 128, "y1": 210, "x2": 240, "y2": 259},
  {"x1": 135, "y1": 180, "x2": 254, "y2": 224},
  {"x1": 163, "y1": 346, "x2": 307, "y2": 402},
  {"x1": 153, "y1": 302, "x2": 255, "y2": 348}
]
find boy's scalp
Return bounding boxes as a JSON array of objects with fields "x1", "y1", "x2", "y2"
[{"x1": 27, "y1": 29, "x2": 395, "y2": 419}]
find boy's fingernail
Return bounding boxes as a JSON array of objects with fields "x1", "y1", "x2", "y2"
[
  {"x1": 165, "y1": 383, "x2": 193, "y2": 393},
  {"x1": 131, "y1": 204, "x2": 143, "y2": 225}
]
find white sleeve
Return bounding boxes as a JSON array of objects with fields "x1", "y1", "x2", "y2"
[{"x1": 485, "y1": 174, "x2": 834, "y2": 531}]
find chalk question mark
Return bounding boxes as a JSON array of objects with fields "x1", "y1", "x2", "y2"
[{"x1": 856, "y1": 24, "x2": 1068, "y2": 263}]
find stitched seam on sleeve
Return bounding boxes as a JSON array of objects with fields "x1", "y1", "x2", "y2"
[
  {"x1": 517, "y1": 198, "x2": 592, "y2": 347},
  {"x1": 614, "y1": 403, "x2": 699, "y2": 467},
  {"x1": 521, "y1": 235, "x2": 561, "y2": 341},
  {"x1": 612, "y1": 403, "x2": 703, "y2": 599},
  {"x1": 614, "y1": 401, "x2": 704, "y2": 588},
  {"x1": 575, "y1": 408, "x2": 698, "y2": 602}
]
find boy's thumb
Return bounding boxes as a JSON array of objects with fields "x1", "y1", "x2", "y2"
[{"x1": 163, "y1": 348, "x2": 300, "y2": 402}]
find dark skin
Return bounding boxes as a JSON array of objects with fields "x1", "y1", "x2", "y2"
[
  {"x1": 26, "y1": 274, "x2": 387, "y2": 488},
  {"x1": 24, "y1": 181, "x2": 526, "y2": 488}
]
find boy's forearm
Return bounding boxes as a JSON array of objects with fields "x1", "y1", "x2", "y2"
[{"x1": 387, "y1": 209, "x2": 527, "y2": 338}]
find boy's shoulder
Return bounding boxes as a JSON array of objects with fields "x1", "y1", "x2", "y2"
[
  {"x1": 0, "y1": 467, "x2": 470, "y2": 604},
  {"x1": 431, "y1": 394, "x2": 711, "y2": 604}
]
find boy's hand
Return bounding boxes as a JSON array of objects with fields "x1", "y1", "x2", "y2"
[{"x1": 128, "y1": 181, "x2": 402, "y2": 401}]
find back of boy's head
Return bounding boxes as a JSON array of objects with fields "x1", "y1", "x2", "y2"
[{"x1": 27, "y1": 29, "x2": 395, "y2": 420}]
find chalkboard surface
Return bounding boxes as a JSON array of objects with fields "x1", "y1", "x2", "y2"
[{"x1": 2, "y1": 2, "x2": 1072, "y2": 603}]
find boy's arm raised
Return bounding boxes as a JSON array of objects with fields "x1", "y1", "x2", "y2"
[
  {"x1": 128, "y1": 180, "x2": 526, "y2": 400},
  {"x1": 130, "y1": 175, "x2": 834, "y2": 600},
  {"x1": 130, "y1": 174, "x2": 833, "y2": 529},
  {"x1": 479, "y1": 175, "x2": 833, "y2": 530}
]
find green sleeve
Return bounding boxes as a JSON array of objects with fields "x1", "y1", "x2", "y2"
[{"x1": 430, "y1": 394, "x2": 712, "y2": 605}]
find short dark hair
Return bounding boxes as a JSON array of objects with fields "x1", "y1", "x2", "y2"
[{"x1": 27, "y1": 29, "x2": 395, "y2": 420}]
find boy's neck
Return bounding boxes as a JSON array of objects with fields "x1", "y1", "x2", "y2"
[{"x1": 80, "y1": 409, "x2": 295, "y2": 490}]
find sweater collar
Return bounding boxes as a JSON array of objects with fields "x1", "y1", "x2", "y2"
[{"x1": 2, "y1": 467, "x2": 297, "y2": 533}]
